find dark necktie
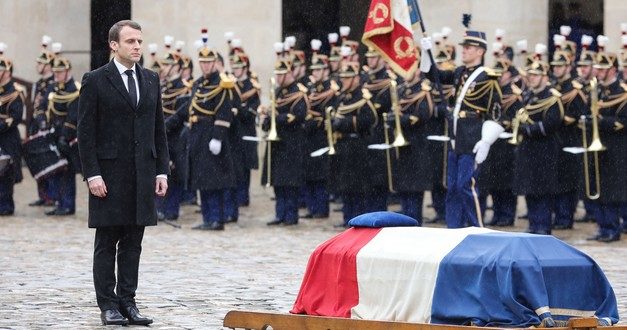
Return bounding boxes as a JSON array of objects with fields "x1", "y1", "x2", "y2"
[{"x1": 125, "y1": 69, "x2": 137, "y2": 107}]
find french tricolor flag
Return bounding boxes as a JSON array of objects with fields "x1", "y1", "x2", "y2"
[
  {"x1": 290, "y1": 212, "x2": 619, "y2": 327},
  {"x1": 362, "y1": 0, "x2": 420, "y2": 79}
]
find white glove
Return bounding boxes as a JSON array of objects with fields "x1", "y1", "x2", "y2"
[
  {"x1": 472, "y1": 140, "x2": 490, "y2": 164},
  {"x1": 209, "y1": 139, "x2": 222, "y2": 155},
  {"x1": 420, "y1": 37, "x2": 433, "y2": 50}
]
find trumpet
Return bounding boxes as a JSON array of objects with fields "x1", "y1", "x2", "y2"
[
  {"x1": 325, "y1": 106, "x2": 336, "y2": 155},
  {"x1": 507, "y1": 108, "x2": 527, "y2": 145},
  {"x1": 390, "y1": 80, "x2": 409, "y2": 147},
  {"x1": 581, "y1": 77, "x2": 605, "y2": 200},
  {"x1": 265, "y1": 77, "x2": 280, "y2": 188}
]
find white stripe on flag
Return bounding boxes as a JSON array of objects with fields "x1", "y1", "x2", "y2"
[
  {"x1": 391, "y1": 0, "x2": 412, "y2": 30},
  {"x1": 352, "y1": 226, "x2": 494, "y2": 323}
]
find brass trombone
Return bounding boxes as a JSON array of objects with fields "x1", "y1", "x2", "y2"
[
  {"x1": 265, "y1": 77, "x2": 280, "y2": 187},
  {"x1": 325, "y1": 106, "x2": 336, "y2": 155},
  {"x1": 390, "y1": 80, "x2": 410, "y2": 147},
  {"x1": 507, "y1": 108, "x2": 527, "y2": 145},
  {"x1": 581, "y1": 77, "x2": 605, "y2": 200}
]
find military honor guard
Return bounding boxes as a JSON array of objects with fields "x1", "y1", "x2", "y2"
[
  {"x1": 0, "y1": 47, "x2": 24, "y2": 215},
  {"x1": 42, "y1": 50, "x2": 81, "y2": 216},
  {"x1": 512, "y1": 59, "x2": 564, "y2": 235},
  {"x1": 585, "y1": 49, "x2": 626, "y2": 242},
  {"x1": 420, "y1": 29, "x2": 504, "y2": 228},
  {"x1": 477, "y1": 57, "x2": 522, "y2": 227},
  {"x1": 261, "y1": 52, "x2": 308, "y2": 226},
  {"x1": 550, "y1": 48, "x2": 587, "y2": 230},
  {"x1": 302, "y1": 43, "x2": 337, "y2": 219},
  {"x1": 330, "y1": 61, "x2": 377, "y2": 226},
  {"x1": 391, "y1": 61, "x2": 434, "y2": 224}
]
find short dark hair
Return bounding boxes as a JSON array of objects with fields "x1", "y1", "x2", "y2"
[{"x1": 108, "y1": 20, "x2": 142, "y2": 43}]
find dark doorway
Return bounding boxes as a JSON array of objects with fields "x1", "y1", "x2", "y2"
[
  {"x1": 548, "y1": 0, "x2": 603, "y2": 54},
  {"x1": 282, "y1": 0, "x2": 370, "y2": 61},
  {"x1": 90, "y1": 0, "x2": 132, "y2": 70}
]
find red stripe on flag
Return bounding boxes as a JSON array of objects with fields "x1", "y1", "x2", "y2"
[{"x1": 290, "y1": 227, "x2": 382, "y2": 317}]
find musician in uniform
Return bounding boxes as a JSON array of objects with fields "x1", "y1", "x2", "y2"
[
  {"x1": 41, "y1": 55, "x2": 81, "y2": 216},
  {"x1": 156, "y1": 50, "x2": 189, "y2": 221},
  {"x1": 391, "y1": 65, "x2": 434, "y2": 224},
  {"x1": 0, "y1": 54, "x2": 24, "y2": 215},
  {"x1": 261, "y1": 57, "x2": 308, "y2": 226},
  {"x1": 477, "y1": 58, "x2": 522, "y2": 227},
  {"x1": 586, "y1": 51, "x2": 626, "y2": 242},
  {"x1": 29, "y1": 37, "x2": 57, "y2": 207},
  {"x1": 420, "y1": 31, "x2": 504, "y2": 228},
  {"x1": 550, "y1": 50, "x2": 587, "y2": 230},
  {"x1": 302, "y1": 52, "x2": 337, "y2": 219},
  {"x1": 513, "y1": 60, "x2": 564, "y2": 235},
  {"x1": 182, "y1": 41, "x2": 237, "y2": 231},
  {"x1": 331, "y1": 61, "x2": 377, "y2": 226},
  {"x1": 363, "y1": 47, "x2": 394, "y2": 212}
]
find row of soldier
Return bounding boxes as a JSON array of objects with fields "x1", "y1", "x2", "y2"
[{"x1": 0, "y1": 23, "x2": 625, "y2": 242}]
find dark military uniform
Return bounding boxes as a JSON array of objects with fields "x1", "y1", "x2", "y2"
[
  {"x1": 0, "y1": 71, "x2": 24, "y2": 215},
  {"x1": 424, "y1": 33, "x2": 503, "y2": 228},
  {"x1": 477, "y1": 62, "x2": 522, "y2": 227},
  {"x1": 362, "y1": 65, "x2": 394, "y2": 211},
  {"x1": 261, "y1": 77, "x2": 308, "y2": 225},
  {"x1": 392, "y1": 78, "x2": 434, "y2": 224},
  {"x1": 551, "y1": 61, "x2": 587, "y2": 229},
  {"x1": 513, "y1": 70, "x2": 564, "y2": 235}
]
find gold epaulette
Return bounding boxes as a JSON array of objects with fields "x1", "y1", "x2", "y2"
[
  {"x1": 330, "y1": 80, "x2": 340, "y2": 92},
  {"x1": 362, "y1": 65, "x2": 370, "y2": 73},
  {"x1": 550, "y1": 88, "x2": 562, "y2": 98},
  {"x1": 250, "y1": 71, "x2": 259, "y2": 80},
  {"x1": 297, "y1": 83, "x2": 308, "y2": 94},
  {"x1": 571, "y1": 80, "x2": 582, "y2": 90},
  {"x1": 219, "y1": 73, "x2": 235, "y2": 89},
  {"x1": 621, "y1": 82, "x2": 627, "y2": 92},
  {"x1": 48, "y1": 92, "x2": 55, "y2": 101},
  {"x1": 484, "y1": 67, "x2": 501, "y2": 78},
  {"x1": 182, "y1": 79, "x2": 193, "y2": 89},
  {"x1": 251, "y1": 78, "x2": 261, "y2": 90},
  {"x1": 13, "y1": 82, "x2": 26, "y2": 93},
  {"x1": 511, "y1": 84, "x2": 523, "y2": 96},
  {"x1": 74, "y1": 81, "x2": 82, "y2": 90},
  {"x1": 362, "y1": 88, "x2": 372, "y2": 100},
  {"x1": 386, "y1": 69, "x2": 397, "y2": 80},
  {"x1": 421, "y1": 80, "x2": 432, "y2": 92}
]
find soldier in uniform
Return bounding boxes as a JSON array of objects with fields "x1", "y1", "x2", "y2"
[
  {"x1": 477, "y1": 58, "x2": 522, "y2": 227},
  {"x1": 550, "y1": 50, "x2": 587, "y2": 230},
  {"x1": 0, "y1": 53, "x2": 24, "y2": 215},
  {"x1": 29, "y1": 37, "x2": 56, "y2": 207},
  {"x1": 156, "y1": 50, "x2": 189, "y2": 221},
  {"x1": 261, "y1": 57, "x2": 308, "y2": 226},
  {"x1": 391, "y1": 65, "x2": 434, "y2": 224},
  {"x1": 586, "y1": 51, "x2": 626, "y2": 242},
  {"x1": 513, "y1": 60, "x2": 564, "y2": 235},
  {"x1": 363, "y1": 47, "x2": 394, "y2": 212},
  {"x1": 40, "y1": 55, "x2": 81, "y2": 216},
  {"x1": 331, "y1": 61, "x2": 377, "y2": 226},
  {"x1": 179, "y1": 40, "x2": 237, "y2": 231},
  {"x1": 302, "y1": 51, "x2": 337, "y2": 219},
  {"x1": 420, "y1": 31, "x2": 504, "y2": 228}
]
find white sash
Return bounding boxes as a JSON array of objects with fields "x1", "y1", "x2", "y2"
[{"x1": 453, "y1": 66, "x2": 486, "y2": 135}]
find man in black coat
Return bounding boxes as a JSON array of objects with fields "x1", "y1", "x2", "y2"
[{"x1": 77, "y1": 20, "x2": 169, "y2": 326}]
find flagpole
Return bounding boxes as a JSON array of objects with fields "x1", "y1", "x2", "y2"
[{"x1": 411, "y1": 0, "x2": 446, "y2": 118}]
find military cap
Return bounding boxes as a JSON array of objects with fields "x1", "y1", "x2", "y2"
[
  {"x1": 0, "y1": 57, "x2": 12, "y2": 72},
  {"x1": 434, "y1": 47, "x2": 452, "y2": 63},
  {"x1": 577, "y1": 51, "x2": 596, "y2": 66},
  {"x1": 231, "y1": 52, "x2": 249, "y2": 69},
  {"x1": 198, "y1": 46, "x2": 218, "y2": 62},
  {"x1": 338, "y1": 61, "x2": 360, "y2": 78},
  {"x1": 291, "y1": 50, "x2": 306, "y2": 67},
  {"x1": 309, "y1": 54, "x2": 329, "y2": 70},
  {"x1": 459, "y1": 30, "x2": 487, "y2": 49},
  {"x1": 365, "y1": 47, "x2": 379, "y2": 58},
  {"x1": 329, "y1": 46, "x2": 342, "y2": 62},
  {"x1": 51, "y1": 56, "x2": 71, "y2": 71},
  {"x1": 526, "y1": 60, "x2": 549, "y2": 75},
  {"x1": 162, "y1": 51, "x2": 183, "y2": 66},
  {"x1": 274, "y1": 58, "x2": 292, "y2": 74},
  {"x1": 550, "y1": 50, "x2": 571, "y2": 66},
  {"x1": 593, "y1": 52, "x2": 617, "y2": 69},
  {"x1": 492, "y1": 58, "x2": 512, "y2": 74}
]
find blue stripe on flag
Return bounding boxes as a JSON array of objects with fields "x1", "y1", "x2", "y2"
[{"x1": 407, "y1": 0, "x2": 421, "y2": 29}]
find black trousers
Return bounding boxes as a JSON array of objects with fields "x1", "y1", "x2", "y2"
[{"x1": 93, "y1": 225, "x2": 145, "y2": 311}]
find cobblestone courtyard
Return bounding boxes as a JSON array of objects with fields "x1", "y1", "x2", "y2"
[{"x1": 1, "y1": 171, "x2": 625, "y2": 329}]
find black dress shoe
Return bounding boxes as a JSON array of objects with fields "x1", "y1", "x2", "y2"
[
  {"x1": 46, "y1": 208, "x2": 75, "y2": 216},
  {"x1": 101, "y1": 308, "x2": 128, "y2": 326},
  {"x1": 267, "y1": 219, "x2": 283, "y2": 226},
  {"x1": 494, "y1": 219, "x2": 515, "y2": 227},
  {"x1": 283, "y1": 220, "x2": 298, "y2": 226},
  {"x1": 224, "y1": 216, "x2": 238, "y2": 223},
  {"x1": 121, "y1": 305, "x2": 153, "y2": 325},
  {"x1": 552, "y1": 224, "x2": 573, "y2": 230},
  {"x1": 586, "y1": 234, "x2": 603, "y2": 241},
  {"x1": 207, "y1": 221, "x2": 225, "y2": 231},
  {"x1": 28, "y1": 199, "x2": 46, "y2": 207},
  {"x1": 598, "y1": 234, "x2": 620, "y2": 243},
  {"x1": 333, "y1": 223, "x2": 349, "y2": 228},
  {"x1": 312, "y1": 213, "x2": 329, "y2": 219},
  {"x1": 300, "y1": 213, "x2": 314, "y2": 219},
  {"x1": 0, "y1": 210, "x2": 14, "y2": 216},
  {"x1": 191, "y1": 223, "x2": 210, "y2": 230},
  {"x1": 156, "y1": 211, "x2": 166, "y2": 221}
]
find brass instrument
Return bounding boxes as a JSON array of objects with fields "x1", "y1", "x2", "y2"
[
  {"x1": 382, "y1": 112, "x2": 395, "y2": 193},
  {"x1": 442, "y1": 119, "x2": 448, "y2": 189},
  {"x1": 390, "y1": 80, "x2": 409, "y2": 147},
  {"x1": 507, "y1": 108, "x2": 527, "y2": 145},
  {"x1": 265, "y1": 77, "x2": 280, "y2": 188},
  {"x1": 325, "y1": 106, "x2": 336, "y2": 155},
  {"x1": 581, "y1": 77, "x2": 605, "y2": 200}
]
